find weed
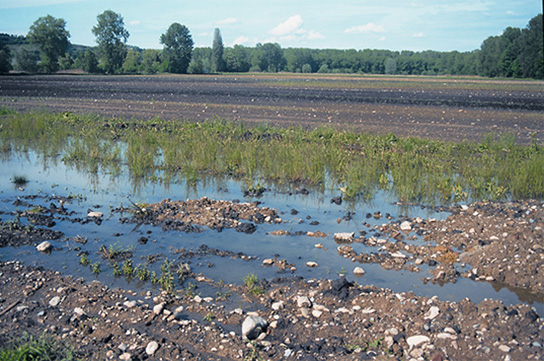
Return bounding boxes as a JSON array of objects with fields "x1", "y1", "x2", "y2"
[
  {"x1": 243, "y1": 273, "x2": 264, "y2": 296},
  {"x1": 122, "y1": 259, "x2": 134, "y2": 278},
  {"x1": 203, "y1": 312, "x2": 215, "y2": 322},
  {"x1": 135, "y1": 264, "x2": 150, "y2": 281},
  {"x1": 112, "y1": 262, "x2": 123, "y2": 276},
  {"x1": 0, "y1": 332, "x2": 76, "y2": 361},
  {"x1": 79, "y1": 254, "x2": 90, "y2": 266},
  {"x1": 91, "y1": 262, "x2": 101, "y2": 275}
]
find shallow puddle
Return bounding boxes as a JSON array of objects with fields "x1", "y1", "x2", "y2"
[{"x1": 1, "y1": 150, "x2": 542, "y2": 315}]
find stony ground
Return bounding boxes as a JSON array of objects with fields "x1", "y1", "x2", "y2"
[{"x1": 1, "y1": 198, "x2": 543, "y2": 360}]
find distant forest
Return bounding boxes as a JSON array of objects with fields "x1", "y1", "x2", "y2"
[{"x1": 0, "y1": 13, "x2": 542, "y2": 79}]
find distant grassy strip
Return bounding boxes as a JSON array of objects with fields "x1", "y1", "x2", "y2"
[{"x1": 1, "y1": 107, "x2": 543, "y2": 203}]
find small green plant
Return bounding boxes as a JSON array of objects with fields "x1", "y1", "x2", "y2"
[
  {"x1": 122, "y1": 259, "x2": 134, "y2": 278},
  {"x1": 135, "y1": 264, "x2": 150, "y2": 281},
  {"x1": 203, "y1": 312, "x2": 215, "y2": 322},
  {"x1": 244, "y1": 340, "x2": 263, "y2": 361},
  {"x1": 79, "y1": 253, "x2": 90, "y2": 266},
  {"x1": 91, "y1": 262, "x2": 101, "y2": 275},
  {"x1": 185, "y1": 282, "x2": 198, "y2": 298},
  {"x1": 243, "y1": 273, "x2": 264, "y2": 296},
  {"x1": 112, "y1": 262, "x2": 123, "y2": 276}
]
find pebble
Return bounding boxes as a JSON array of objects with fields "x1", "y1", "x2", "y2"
[
  {"x1": 272, "y1": 301, "x2": 284, "y2": 310},
  {"x1": 400, "y1": 221, "x2": 412, "y2": 231},
  {"x1": 262, "y1": 258, "x2": 274, "y2": 266},
  {"x1": 297, "y1": 296, "x2": 311, "y2": 308},
  {"x1": 499, "y1": 345, "x2": 511, "y2": 353},
  {"x1": 146, "y1": 341, "x2": 159, "y2": 356},
  {"x1": 49, "y1": 296, "x2": 61, "y2": 307},
  {"x1": 306, "y1": 261, "x2": 318, "y2": 268},
  {"x1": 312, "y1": 309, "x2": 323, "y2": 318},
  {"x1": 119, "y1": 352, "x2": 132, "y2": 361},
  {"x1": 153, "y1": 304, "x2": 164, "y2": 315},
  {"x1": 87, "y1": 211, "x2": 103, "y2": 218},
  {"x1": 353, "y1": 267, "x2": 365, "y2": 276},
  {"x1": 390, "y1": 251, "x2": 407, "y2": 258},
  {"x1": 424, "y1": 306, "x2": 440, "y2": 320},
  {"x1": 123, "y1": 300, "x2": 137, "y2": 308},
  {"x1": 36, "y1": 241, "x2": 52, "y2": 253},
  {"x1": 407, "y1": 335, "x2": 430, "y2": 348},
  {"x1": 334, "y1": 232, "x2": 354, "y2": 242}
]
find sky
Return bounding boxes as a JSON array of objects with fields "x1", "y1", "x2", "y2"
[{"x1": 0, "y1": 0, "x2": 541, "y2": 52}]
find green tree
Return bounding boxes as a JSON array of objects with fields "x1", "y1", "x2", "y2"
[
  {"x1": 14, "y1": 48, "x2": 39, "y2": 73},
  {"x1": 141, "y1": 49, "x2": 162, "y2": 74},
  {"x1": 518, "y1": 14, "x2": 543, "y2": 79},
  {"x1": 58, "y1": 53, "x2": 73, "y2": 70},
  {"x1": 92, "y1": 10, "x2": 129, "y2": 74},
  {"x1": 385, "y1": 57, "x2": 397, "y2": 75},
  {"x1": 224, "y1": 45, "x2": 250, "y2": 72},
  {"x1": 81, "y1": 48, "x2": 99, "y2": 73},
  {"x1": 26, "y1": 15, "x2": 70, "y2": 73},
  {"x1": 160, "y1": 23, "x2": 193, "y2": 74},
  {"x1": 0, "y1": 39, "x2": 12, "y2": 73},
  {"x1": 211, "y1": 28, "x2": 225, "y2": 72},
  {"x1": 122, "y1": 48, "x2": 141, "y2": 73}
]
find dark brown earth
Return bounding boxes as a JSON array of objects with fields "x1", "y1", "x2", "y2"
[{"x1": 0, "y1": 74, "x2": 543, "y2": 145}]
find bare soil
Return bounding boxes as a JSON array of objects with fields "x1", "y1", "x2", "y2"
[{"x1": 1, "y1": 74, "x2": 543, "y2": 145}]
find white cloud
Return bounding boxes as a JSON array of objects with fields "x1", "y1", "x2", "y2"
[
  {"x1": 412, "y1": 32, "x2": 425, "y2": 38},
  {"x1": 129, "y1": 20, "x2": 141, "y2": 26},
  {"x1": 233, "y1": 35, "x2": 249, "y2": 45},
  {"x1": 216, "y1": 17, "x2": 238, "y2": 25},
  {"x1": 307, "y1": 30, "x2": 325, "y2": 40},
  {"x1": 270, "y1": 15, "x2": 303, "y2": 36},
  {"x1": 344, "y1": 23, "x2": 385, "y2": 34},
  {"x1": 506, "y1": 10, "x2": 516, "y2": 15},
  {"x1": 0, "y1": 0, "x2": 85, "y2": 8}
]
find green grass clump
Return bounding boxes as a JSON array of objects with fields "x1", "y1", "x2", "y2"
[
  {"x1": 11, "y1": 175, "x2": 28, "y2": 186},
  {"x1": 243, "y1": 273, "x2": 264, "y2": 296},
  {"x1": 0, "y1": 332, "x2": 77, "y2": 361}
]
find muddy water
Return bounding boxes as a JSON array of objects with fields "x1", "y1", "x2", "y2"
[{"x1": 1, "y1": 150, "x2": 542, "y2": 315}]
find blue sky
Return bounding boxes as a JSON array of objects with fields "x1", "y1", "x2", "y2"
[{"x1": 0, "y1": 0, "x2": 541, "y2": 52}]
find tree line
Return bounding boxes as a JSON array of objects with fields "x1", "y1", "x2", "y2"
[{"x1": 0, "y1": 11, "x2": 542, "y2": 79}]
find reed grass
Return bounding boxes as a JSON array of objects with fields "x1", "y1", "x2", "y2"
[{"x1": 1, "y1": 108, "x2": 543, "y2": 204}]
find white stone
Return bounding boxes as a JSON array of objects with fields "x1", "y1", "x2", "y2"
[
  {"x1": 242, "y1": 315, "x2": 268, "y2": 340},
  {"x1": 306, "y1": 261, "x2": 318, "y2": 268},
  {"x1": 314, "y1": 243, "x2": 324, "y2": 248},
  {"x1": 73, "y1": 307, "x2": 85, "y2": 317},
  {"x1": 49, "y1": 296, "x2": 61, "y2": 307},
  {"x1": 424, "y1": 306, "x2": 440, "y2": 320},
  {"x1": 146, "y1": 341, "x2": 159, "y2": 356},
  {"x1": 297, "y1": 296, "x2": 311, "y2": 308},
  {"x1": 437, "y1": 333, "x2": 457, "y2": 340},
  {"x1": 400, "y1": 221, "x2": 412, "y2": 231},
  {"x1": 499, "y1": 345, "x2": 511, "y2": 353},
  {"x1": 262, "y1": 258, "x2": 274, "y2": 266},
  {"x1": 272, "y1": 301, "x2": 284, "y2": 311},
  {"x1": 193, "y1": 295, "x2": 202, "y2": 303},
  {"x1": 123, "y1": 300, "x2": 137, "y2": 308},
  {"x1": 353, "y1": 267, "x2": 365, "y2": 276},
  {"x1": 153, "y1": 304, "x2": 164, "y2": 315},
  {"x1": 312, "y1": 309, "x2": 323, "y2": 318},
  {"x1": 390, "y1": 251, "x2": 407, "y2": 258},
  {"x1": 407, "y1": 335, "x2": 430, "y2": 348},
  {"x1": 119, "y1": 352, "x2": 132, "y2": 361},
  {"x1": 36, "y1": 241, "x2": 52, "y2": 253},
  {"x1": 334, "y1": 232, "x2": 355, "y2": 242},
  {"x1": 87, "y1": 211, "x2": 103, "y2": 218}
]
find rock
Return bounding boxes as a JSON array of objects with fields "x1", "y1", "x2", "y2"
[
  {"x1": 73, "y1": 307, "x2": 86, "y2": 317},
  {"x1": 146, "y1": 341, "x2": 159, "y2": 356},
  {"x1": 330, "y1": 196, "x2": 342, "y2": 205},
  {"x1": 242, "y1": 315, "x2": 268, "y2": 340},
  {"x1": 314, "y1": 243, "x2": 324, "y2": 248},
  {"x1": 306, "y1": 261, "x2": 318, "y2": 268},
  {"x1": 400, "y1": 221, "x2": 412, "y2": 231},
  {"x1": 312, "y1": 309, "x2": 323, "y2": 318},
  {"x1": 235, "y1": 222, "x2": 256, "y2": 234},
  {"x1": 49, "y1": 296, "x2": 61, "y2": 307},
  {"x1": 437, "y1": 333, "x2": 457, "y2": 340},
  {"x1": 153, "y1": 304, "x2": 164, "y2": 315},
  {"x1": 297, "y1": 296, "x2": 312, "y2": 308},
  {"x1": 334, "y1": 232, "x2": 355, "y2": 242},
  {"x1": 36, "y1": 241, "x2": 52, "y2": 253},
  {"x1": 390, "y1": 251, "x2": 406, "y2": 258},
  {"x1": 119, "y1": 353, "x2": 132, "y2": 361},
  {"x1": 193, "y1": 295, "x2": 202, "y2": 303},
  {"x1": 415, "y1": 258, "x2": 424, "y2": 265},
  {"x1": 272, "y1": 301, "x2": 284, "y2": 311},
  {"x1": 87, "y1": 211, "x2": 103, "y2": 218},
  {"x1": 300, "y1": 307, "x2": 310, "y2": 318},
  {"x1": 424, "y1": 306, "x2": 440, "y2": 320},
  {"x1": 262, "y1": 258, "x2": 274, "y2": 266},
  {"x1": 407, "y1": 335, "x2": 430, "y2": 348},
  {"x1": 123, "y1": 300, "x2": 137, "y2": 308},
  {"x1": 499, "y1": 345, "x2": 511, "y2": 353},
  {"x1": 353, "y1": 266, "x2": 365, "y2": 276}
]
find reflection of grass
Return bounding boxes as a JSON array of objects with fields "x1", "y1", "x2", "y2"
[
  {"x1": 1, "y1": 109, "x2": 543, "y2": 203},
  {"x1": 12, "y1": 175, "x2": 28, "y2": 186}
]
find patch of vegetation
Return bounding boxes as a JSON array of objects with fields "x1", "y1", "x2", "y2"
[
  {"x1": 1, "y1": 110, "x2": 543, "y2": 204},
  {"x1": 0, "y1": 332, "x2": 77, "y2": 361}
]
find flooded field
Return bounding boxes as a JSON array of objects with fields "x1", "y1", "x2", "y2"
[{"x1": 1, "y1": 148, "x2": 541, "y2": 314}]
